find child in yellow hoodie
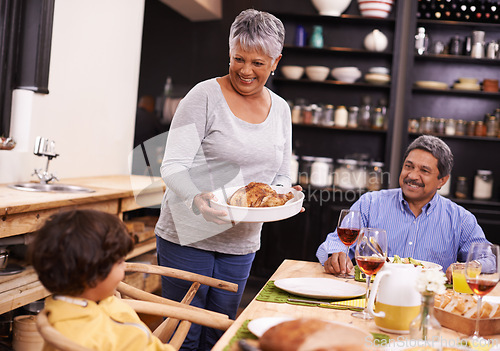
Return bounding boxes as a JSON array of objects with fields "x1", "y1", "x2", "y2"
[{"x1": 29, "y1": 209, "x2": 175, "y2": 351}]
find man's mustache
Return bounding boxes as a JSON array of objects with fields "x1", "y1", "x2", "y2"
[{"x1": 403, "y1": 178, "x2": 424, "y2": 187}]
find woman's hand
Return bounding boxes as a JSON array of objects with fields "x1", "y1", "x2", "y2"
[
  {"x1": 193, "y1": 192, "x2": 228, "y2": 224},
  {"x1": 292, "y1": 185, "x2": 306, "y2": 213}
]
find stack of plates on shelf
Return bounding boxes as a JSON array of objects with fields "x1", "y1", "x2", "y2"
[
  {"x1": 453, "y1": 82, "x2": 480, "y2": 91},
  {"x1": 365, "y1": 72, "x2": 391, "y2": 84},
  {"x1": 414, "y1": 80, "x2": 449, "y2": 90},
  {"x1": 453, "y1": 77, "x2": 480, "y2": 91}
]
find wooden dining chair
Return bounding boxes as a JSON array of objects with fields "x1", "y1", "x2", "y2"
[{"x1": 36, "y1": 262, "x2": 239, "y2": 351}]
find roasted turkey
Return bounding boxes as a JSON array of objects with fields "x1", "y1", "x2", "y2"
[{"x1": 227, "y1": 182, "x2": 294, "y2": 207}]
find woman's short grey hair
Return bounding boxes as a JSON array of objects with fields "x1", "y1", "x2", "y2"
[
  {"x1": 229, "y1": 9, "x2": 285, "y2": 61},
  {"x1": 403, "y1": 135, "x2": 454, "y2": 179}
]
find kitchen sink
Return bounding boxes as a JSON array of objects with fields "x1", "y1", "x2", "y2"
[{"x1": 8, "y1": 183, "x2": 95, "y2": 193}]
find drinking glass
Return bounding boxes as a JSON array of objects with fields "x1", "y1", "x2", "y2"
[
  {"x1": 336, "y1": 209, "x2": 361, "y2": 278},
  {"x1": 465, "y1": 242, "x2": 500, "y2": 340},
  {"x1": 352, "y1": 227, "x2": 387, "y2": 319}
]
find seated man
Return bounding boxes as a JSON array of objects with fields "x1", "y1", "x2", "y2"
[
  {"x1": 316, "y1": 135, "x2": 489, "y2": 280},
  {"x1": 28, "y1": 209, "x2": 175, "y2": 351}
]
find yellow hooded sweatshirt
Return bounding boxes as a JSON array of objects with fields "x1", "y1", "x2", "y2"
[{"x1": 42, "y1": 295, "x2": 174, "y2": 351}]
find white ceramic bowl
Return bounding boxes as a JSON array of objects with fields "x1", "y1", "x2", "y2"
[
  {"x1": 331, "y1": 67, "x2": 362, "y2": 83},
  {"x1": 369, "y1": 66, "x2": 390, "y2": 75},
  {"x1": 209, "y1": 186, "x2": 304, "y2": 223},
  {"x1": 305, "y1": 66, "x2": 330, "y2": 81},
  {"x1": 311, "y1": 0, "x2": 352, "y2": 16},
  {"x1": 280, "y1": 65, "x2": 304, "y2": 80},
  {"x1": 365, "y1": 73, "x2": 391, "y2": 84},
  {"x1": 358, "y1": 0, "x2": 394, "y2": 18}
]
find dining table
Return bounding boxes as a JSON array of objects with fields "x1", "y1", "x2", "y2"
[{"x1": 212, "y1": 259, "x2": 500, "y2": 351}]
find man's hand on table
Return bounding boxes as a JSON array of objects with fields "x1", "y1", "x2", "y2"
[{"x1": 323, "y1": 252, "x2": 354, "y2": 276}]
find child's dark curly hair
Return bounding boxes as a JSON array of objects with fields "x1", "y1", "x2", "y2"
[{"x1": 28, "y1": 209, "x2": 134, "y2": 295}]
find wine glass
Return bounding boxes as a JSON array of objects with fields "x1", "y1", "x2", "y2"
[
  {"x1": 336, "y1": 209, "x2": 362, "y2": 279},
  {"x1": 465, "y1": 242, "x2": 500, "y2": 340},
  {"x1": 352, "y1": 227, "x2": 387, "y2": 319}
]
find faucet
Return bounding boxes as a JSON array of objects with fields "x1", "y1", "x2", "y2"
[{"x1": 32, "y1": 136, "x2": 59, "y2": 184}]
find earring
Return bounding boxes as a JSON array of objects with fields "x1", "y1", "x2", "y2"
[
  {"x1": 271, "y1": 71, "x2": 275, "y2": 76},
  {"x1": 229, "y1": 62, "x2": 230, "y2": 66}
]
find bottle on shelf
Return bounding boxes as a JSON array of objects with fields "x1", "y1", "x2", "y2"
[
  {"x1": 334, "y1": 105, "x2": 348, "y2": 128},
  {"x1": 359, "y1": 96, "x2": 372, "y2": 129},
  {"x1": 415, "y1": 27, "x2": 430, "y2": 55},
  {"x1": 309, "y1": 25, "x2": 324, "y2": 49}
]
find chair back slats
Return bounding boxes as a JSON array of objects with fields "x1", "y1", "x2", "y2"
[
  {"x1": 125, "y1": 262, "x2": 238, "y2": 292},
  {"x1": 122, "y1": 299, "x2": 233, "y2": 331}
]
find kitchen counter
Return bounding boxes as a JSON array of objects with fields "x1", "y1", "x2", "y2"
[
  {"x1": 0, "y1": 175, "x2": 165, "y2": 314},
  {"x1": 0, "y1": 175, "x2": 165, "y2": 237}
]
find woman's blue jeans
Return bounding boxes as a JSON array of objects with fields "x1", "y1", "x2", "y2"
[{"x1": 156, "y1": 236, "x2": 255, "y2": 351}]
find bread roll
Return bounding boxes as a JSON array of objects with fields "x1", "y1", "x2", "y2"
[{"x1": 259, "y1": 318, "x2": 369, "y2": 351}]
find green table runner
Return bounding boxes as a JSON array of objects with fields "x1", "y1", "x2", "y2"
[{"x1": 255, "y1": 280, "x2": 365, "y2": 309}]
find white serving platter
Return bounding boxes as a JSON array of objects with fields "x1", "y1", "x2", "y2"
[{"x1": 273, "y1": 277, "x2": 366, "y2": 299}]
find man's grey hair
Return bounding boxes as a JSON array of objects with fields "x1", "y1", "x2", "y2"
[
  {"x1": 229, "y1": 9, "x2": 285, "y2": 62},
  {"x1": 403, "y1": 135, "x2": 454, "y2": 179}
]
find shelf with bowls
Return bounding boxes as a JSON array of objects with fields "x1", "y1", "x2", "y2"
[
  {"x1": 273, "y1": 77, "x2": 391, "y2": 89},
  {"x1": 412, "y1": 86, "x2": 500, "y2": 98},
  {"x1": 283, "y1": 45, "x2": 393, "y2": 57},
  {"x1": 414, "y1": 53, "x2": 500, "y2": 66}
]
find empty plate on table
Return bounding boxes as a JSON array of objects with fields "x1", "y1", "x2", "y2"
[
  {"x1": 414, "y1": 80, "x2": 449, "y2": 90},
  {"x1": 209, "y1": 186, "x2": 304, "y2": 223},
  {"x1": 274, "y1": 277, "x2": 365, "y2": 299},
  {"x1": 247, "y1": 316, "x2": 295, "y2": 337}
]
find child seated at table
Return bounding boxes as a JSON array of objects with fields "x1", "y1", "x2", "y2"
[{"x1": 28, "y1": 209, "x2": 175, "y2": 351}]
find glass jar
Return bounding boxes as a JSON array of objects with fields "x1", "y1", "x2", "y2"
[
  {"x1": 322, "y1": 104, "x2": 334, "y2": 126},
  {"x1": 474, "y1": 121, "x2": 486, "y2": 137},
  {"x1": 291, "y1": 105, "x2": 302, "y2": 124},
  {"x1": 409, "y1": 292, "x2": 441, "y2": 341},
  {"x1": 290, "y1": 154, "x2": 299, "y2": 185},
  {"x1": 299, "y1": 156, "x2": 315, "y2": 186},
  {"x1": 312, "y1": 105, "x2": 323, "y2": 125},
  {"x1": 466, "y1": 121, "x2": 476, "y2": 136},
  {"x1": 302, "y1": 106, "x2": 313, "y2": 125},
  {"x1": 334, "y1": 105, "x2": 348, "y2": 127},
  {"x1": 310, "y1": 157, "x2": 334, "y2": 188},
  {"x1": 347, "y1": 106, "x2": 359, "y2": 128},
  {"x1": 420, "y1": 117, "x2": 434, "y2": 134},
  {"x1": 437, "y1": 175, "x2": 451, "y2": 197},
  {"x1": 372, "y1": 107, "x2": 385, "y2": 129},
  {"x1": 486, "y1": 115, "x2": 498, "y2": 137},
  {"x1": 455, "y1": 120, "x2": 466, "y2": 136},
  {"x1": 366, "y1": 161, "x2": 385, "y2": 191},
  {"x1": 435, "y1": 118, "x2": 446, "y2": 134},
  {"x1": 445, "y1": 119, "x2": 456, "y2": 136},
  {"x1": 473, "y1": 170, "x2": 493, "y2": 200},
  {"x1": 455, "y1": 176, "x2": 468, "y2": 199},
  {"x1": 334, "y1": 159, "x2": 367, "y2": 190},
  {"x1": 408, "y1": 119, "x2": 419, "y2": 133}
]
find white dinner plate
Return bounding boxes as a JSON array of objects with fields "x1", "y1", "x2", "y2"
[
  {"x1": 209, "y1": 185, "x2": 304, "y2": 223},
  {"x1": 388, "y1": 257, "x2": 443, "y2": 271},
  {"x1": 273, "y1": 277, "x2": 366, "y2": 299},
  {"x1": 247, "y1": 316, "x2": 295, "y2": 337},
  {"x1": 248, "y1": 317, "x2": 373, "y2": 342}
]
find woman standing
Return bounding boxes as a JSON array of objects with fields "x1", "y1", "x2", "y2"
[{"x1": 155, "y1": 9, "x2": 294, "y2": 350}]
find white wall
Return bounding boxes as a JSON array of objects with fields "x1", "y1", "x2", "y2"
[{"x1": 0, "y1": 0, "x2": 145, "y2": 184}]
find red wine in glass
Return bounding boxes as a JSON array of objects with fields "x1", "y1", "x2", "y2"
[
  {"x1": 356, "y1": 256, "x2": 385, "y2": 276},
  {"x1": 338, "y1": 228, "x2": 360, "y2": 246}
]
